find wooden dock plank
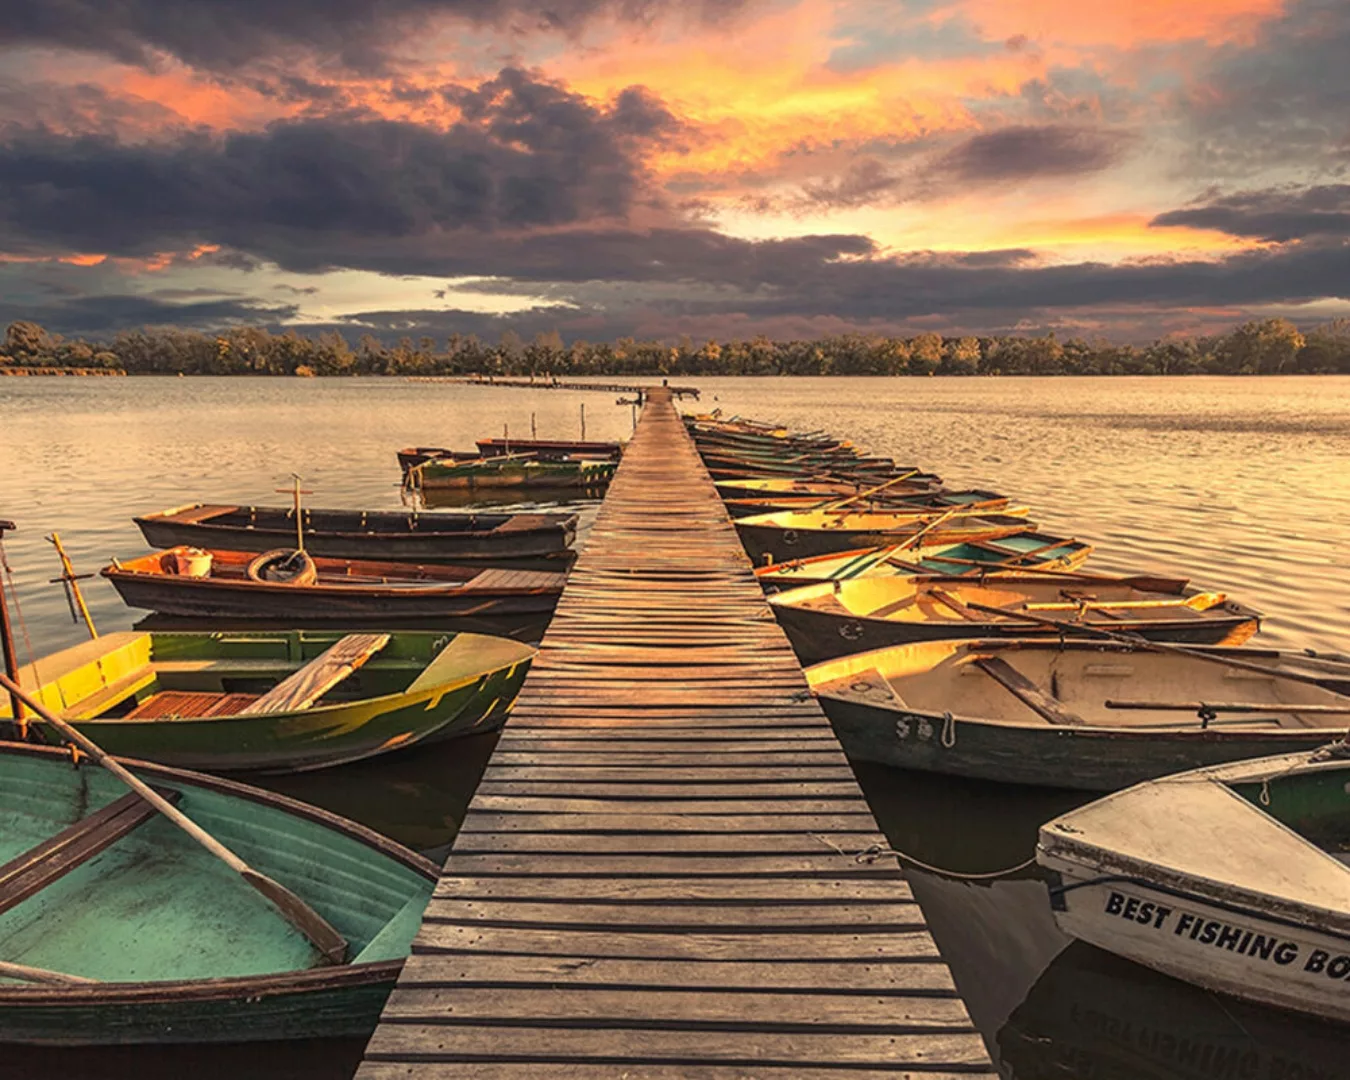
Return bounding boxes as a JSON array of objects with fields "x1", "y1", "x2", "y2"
[{"x1": 358, "y1": 388, "x2": 993, "y2": 1077}]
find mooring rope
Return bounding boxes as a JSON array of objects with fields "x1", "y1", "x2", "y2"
[{"x1": 811, "y1": 833, "x2": 1037, "y2": 881}]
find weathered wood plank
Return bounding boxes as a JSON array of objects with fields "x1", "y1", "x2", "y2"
[
  {"x1": 396, "y1": 952, "x2": 956, "y2": 991},
  {"x1": 430, "y1": 877, "x2": 915, "y2": 903},
  {"x1": 363, "y1": 1027, "x2": 992, "y2": 1068},
  {"x1": 382, "y1": 987, "x2": 972, "y2": 1026}
]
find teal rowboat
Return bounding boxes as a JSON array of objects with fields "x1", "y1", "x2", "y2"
[
  {"x1": 1, "y1": 630, "x2": 535, "y2": 773},
  {"x1": 755, "y1": 531, "x2": 1094, "y2": 591},
  {"x1": 0, "y1": 741, "x2": 435, "y2": 1044}
]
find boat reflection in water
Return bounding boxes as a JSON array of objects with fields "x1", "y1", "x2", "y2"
[
  {"x1": 999, "y1": 941, "x2": 1350, "y2": 1080},
  {"x1": 852, "y1": 762, "x2": 1350, "y2": 1079}
]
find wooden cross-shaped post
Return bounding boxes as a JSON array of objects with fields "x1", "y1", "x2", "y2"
[
  {"x1": 0, "y1": 519, "x2": 24, "y2": 724},
  {"x1": 46, "y1": 532, "x2": 98, "y2": 639},
  {"x1": 275, "y1": 475, "x2": 314, "y2": 552}
]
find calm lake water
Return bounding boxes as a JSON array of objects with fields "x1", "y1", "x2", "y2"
[{"x1": 2, "y1": 374, "x2": 1349, "y2": 1076}]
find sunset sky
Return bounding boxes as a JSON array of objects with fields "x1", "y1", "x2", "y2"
[{"x1": 1, "y1": 0, "x2": 1347, "y2": 342}]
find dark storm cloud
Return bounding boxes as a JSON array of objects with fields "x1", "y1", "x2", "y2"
[
  {"x1": 936, "y1": 124, "x2": 1130, "y2": 182},
  {"x1": 0, "y1": 69, "x2": 670, "y2": 267},
  {"x1": 1151, "y1": 185, "x2": 1350, "y2": 242},
  {"x1": 0, "y1": 0, "x2": 745, "y2": 71},
  {"x1": 0, "y1": 293, "x2": 298, "y2": 334},
  {"x1": 1186, "y1": 0, "x2": 1350, "y2": 173}
]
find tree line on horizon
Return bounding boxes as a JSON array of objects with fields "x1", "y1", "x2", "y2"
[{"x1": 4, "y1": 316, "x2": 1350, "y2": 378}]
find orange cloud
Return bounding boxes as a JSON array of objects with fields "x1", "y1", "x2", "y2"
[{"x1": 950, "y1": 0, "x2": 1287, "y2": 49}]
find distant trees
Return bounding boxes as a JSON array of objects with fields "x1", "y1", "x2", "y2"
[{"x1": 4, "y1": 317, "x2": 1350, "y2": 377}]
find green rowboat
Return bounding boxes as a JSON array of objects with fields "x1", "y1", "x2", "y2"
[
  {"x1": 408, "y1": 454, "x2": 617, "y2": 492},
  {"x1": 1, "y1": 630, "x2": 535, "y2": 772},
  {"x1": 0, "y1": 740, "x2": 435, "y2": 1044}
]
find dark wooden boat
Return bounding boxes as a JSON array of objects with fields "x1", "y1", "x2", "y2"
[
  {"x1": 713, "y1": 476, "x2": 944, "y2": 501},
  {"x1": 104, "y1": 547, "x2": 566, "y2": 619},
  {"x1": 475, "y1": 438, "x2": 622, "y2": 461},
  {"x1": 735, "y1": 507, "x2": 1034, "y2": 564},
  {"x1": 702, "y1": 454, "x2": 899, "y2": 481},
  {"x1": 136, "y1": 504, "x2": 577, "y2": 567},
  {"x1": 723, "y1": 488, "x2": 1011, "y2": 519},
  {"x1": 0, "y1": 740, "x2": 436, "y2": 1044},
  {"x1": 807, "y1": 638, "x2": 1350, "y2": 789},
  {"x1": 397, "y1": 440, "x2": 622, "y2": 475},
  {"x1": 770, "y1": 573, "x2": 1262, "y2": 662}
]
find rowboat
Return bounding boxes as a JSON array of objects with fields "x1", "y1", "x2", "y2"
[
  {"x1": 0, "y1": 630, "x2": 535, "y2": 772},
  {"x1": 407, "y1": 454, "x2": 617, "y2": 492},
  {"x1": 136, "y1": 504, "x2": 577, "y2": 567},
  {"x1": 806, "y1": 638, "x2": 1350, "y2": 789},
  {"x1": 0, "y1": 740, "x2": 436, "y2": 1043},
  {"x1": 755, "y1": 532, "x2": 1093, "y2": 590},
  {"x1": 724, "y1": 489, "x2": 1013, "y2": 520},
  {"x1": 396, "y1": 447, "x2": 482, "y2": 472},
  {"x1": 103, "y1": 547, "x2": 566, "y2": 620},
  {"x1": 398, "y1": 440, "x2": 622, "y2": 473},
  {"x1": 701, "y1": 451, "x2": 899, "y2": 482},
  {"x1": 713, "y1": 477, "x2": 943, "y2": 501},
  {"x1": 1037, "y1": 748, "x2": 1350, "y2": 1024},
  {"x1": 771, "y1": 573, "x2": 1262, "y2": 663},
  {"x1": 735, "y1": 508, "x2": 1035, "y2": 564},
  {"x1": 475, "y1": 438, "x2": 623, "y2": 460}
]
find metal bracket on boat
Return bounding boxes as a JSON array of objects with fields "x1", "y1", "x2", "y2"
[{"x1": 1197, "y1": 703, "x2": 1218, "y2": 728}]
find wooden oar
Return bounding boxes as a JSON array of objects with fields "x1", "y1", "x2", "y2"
[
  {"x1": 819, "y1": 471, "x2": 921, "y2": 513},
  {"x1": 0, "y1": 959, "x2": 98, "y2": 986},
  {"x1": 1106, "y1": 700, "x2": 1350, "y2": 714},
  {"x1": 0, "y1": 673, "x2": 349, "y2": 966},
  {"x1": 959, "y1": 602, "x2": 1339, "y2": 692}
]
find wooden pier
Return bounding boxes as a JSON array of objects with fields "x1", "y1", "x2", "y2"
[{"x1": 359, "y1": 389, "x2": 993, "y2": 1078}]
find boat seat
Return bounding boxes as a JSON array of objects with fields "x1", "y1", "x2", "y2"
[
  {"x1": 121, "y1": 691, "x2": 260, "y2": 720},
  {"x1": 0, "y1": 788, "x2": 181, "y2": 917},
  {"x1": 974, "y1": 655, "x2": 1085, "y2": 726},
  {"x1": 61, "y1": 670, "x2": 158, "y2": 720},
  {"x1": 239, "y1": 633, "x2": 391, "y2": 715}
]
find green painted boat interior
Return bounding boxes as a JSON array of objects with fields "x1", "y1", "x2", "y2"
[
  {"x1": 1230, "y1": 766, "x2": 1350, "y2": 861},
  {"x1": 2, "y1": 630, "x2": 520, "y2": 723},
  {"x1": 0, "y1": 752, "x2": 434, "y2": 984}
]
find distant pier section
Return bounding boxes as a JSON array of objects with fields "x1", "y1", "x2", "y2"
[
  {"x1": 407, "y1": 375, "x2": 701, "y2": 400},
  {"x1": 0, "y1": 366, "x2": 126, "y2": 376}
]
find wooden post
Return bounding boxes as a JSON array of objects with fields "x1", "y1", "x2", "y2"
[
  {"x1": 0, "y1": 672, "x2": 349, "y2": 965},
  {"x1": 274, "y1": 476, "x2": 313, "y2": 553},
  {"x1": 531, "y1": 412, "x2": 537, "y2": 439},
  {"x1": 46, "y1": 532, "x2": 97, "y2": 639},
  {"x1": 580, "y1": 402, "x2": 586, "y2": 441},
  {"x1": 0, "y1": 520, "x2": 24, "y2": 723}
]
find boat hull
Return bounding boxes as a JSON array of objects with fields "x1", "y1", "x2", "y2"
[
  {"x1": 1039, "y1": 857, "x2": 1350, "y2": 1025},
  {"x1": 774, "y1": 601, "x2": 1259, "y2": 664},
  {"x1": 819, "y1": 696, "x2": 1338, "y2": 790},
  {"x1": 736, "y1": 521, "x2": 1028, "y2": 564},
  {"x1": 105, "y1": 569, "x2": 561, "y2": 620},
  {"x1": 136, "y1": 509, "x2": 576, "y2": 567},
  {"x1": 0, "y1": 963, "x2": 404, "y2": 1045}
]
